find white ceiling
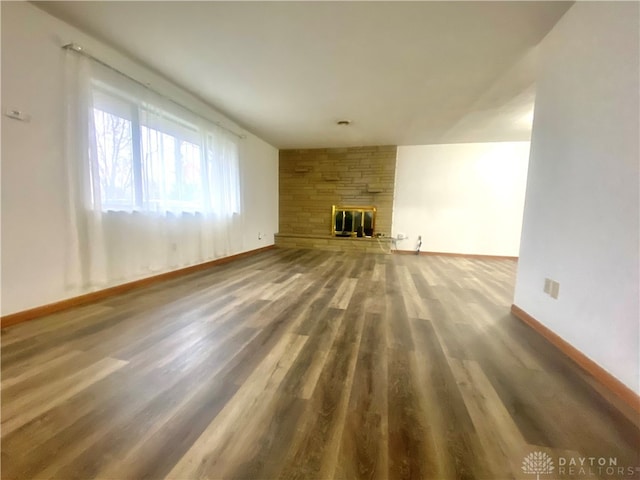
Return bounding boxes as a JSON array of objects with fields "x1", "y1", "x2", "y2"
[{"x1": 35, "y1": 1, "x2": 573, "y2": 149}]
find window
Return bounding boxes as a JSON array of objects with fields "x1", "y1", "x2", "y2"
[
  {"x1": 90, "y1": 84, "x2": 239, "y2": 215},
  {"x1": 92, "y1": 106, "x2": 135, "y2": 209},
  {"x1": 64, "y1": 51, "x2": 244, "y2": 288}
]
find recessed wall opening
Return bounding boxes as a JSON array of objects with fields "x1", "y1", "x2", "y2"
[{"x1": 332, "y1": 205, "x2": 376, "y2": 237}]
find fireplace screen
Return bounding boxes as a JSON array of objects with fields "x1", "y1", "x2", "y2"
[{"x1": 332, "y1": 205, "x2": 376, "y2": 237}]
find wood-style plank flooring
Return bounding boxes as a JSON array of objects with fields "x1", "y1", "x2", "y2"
[{"x1": 2, "y1": 248, "x2": 639, "y2": 479}]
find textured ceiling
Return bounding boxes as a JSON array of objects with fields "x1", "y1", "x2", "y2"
[{"x1": 35, "y1": 1, "x2": 573, "y2": 148}]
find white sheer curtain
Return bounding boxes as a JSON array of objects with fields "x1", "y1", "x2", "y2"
[{"x1": 64, "y1": 50, "x2": 243, "y2": 289}]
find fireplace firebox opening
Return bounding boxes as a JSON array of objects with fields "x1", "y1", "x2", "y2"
[{"x1": 332, "y1": 205, "x2": 376, "y2": 238}]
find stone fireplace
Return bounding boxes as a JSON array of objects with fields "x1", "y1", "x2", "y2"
[{"x1": 275, "y1": 146, "x2": 396, "y2": 253}]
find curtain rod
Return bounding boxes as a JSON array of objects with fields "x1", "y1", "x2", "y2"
[{"x1": 62, "y1": 43, "x2": 246, "y2": 139}]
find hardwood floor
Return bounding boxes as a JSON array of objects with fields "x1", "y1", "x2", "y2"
[{"x1": 2, "y1": 248, "x2": 639, "y2": 480}]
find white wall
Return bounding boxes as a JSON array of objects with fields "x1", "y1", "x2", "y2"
[
  {"x1": 514, "y1": 2, "x2": 639, "y2": 393},
  {"x1": 1, "y1": 2, "x2": 278, "y2": 315},
  {"x1": 240, "y1": 135, "x2": 279, "y2": 251},
  {"x1": 393, "y1": 142, "x2": 530, "y2": 256}
]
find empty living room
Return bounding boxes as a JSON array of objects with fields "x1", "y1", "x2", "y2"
[{"x1": 1, "y1": 1, "x2": 639, "y2": 479}]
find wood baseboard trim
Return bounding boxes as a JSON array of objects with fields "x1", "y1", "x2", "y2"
[
  {"x1": 394, "y1": 250, "x2": 518, "y2": 261},
  {"x1": 1, "y1": 245, "x2": 276, "y2": 329},
  {"x1": 510, "y1": 304, "x2": 640, "y2": 414}
]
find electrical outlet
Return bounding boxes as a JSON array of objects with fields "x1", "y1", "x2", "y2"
[
  {"x1": 544, "y1": 278, "x2": 560, "y2": 299},
  {"x1": 397, "y1": 233, "x2": 406, "y2": 240}
]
